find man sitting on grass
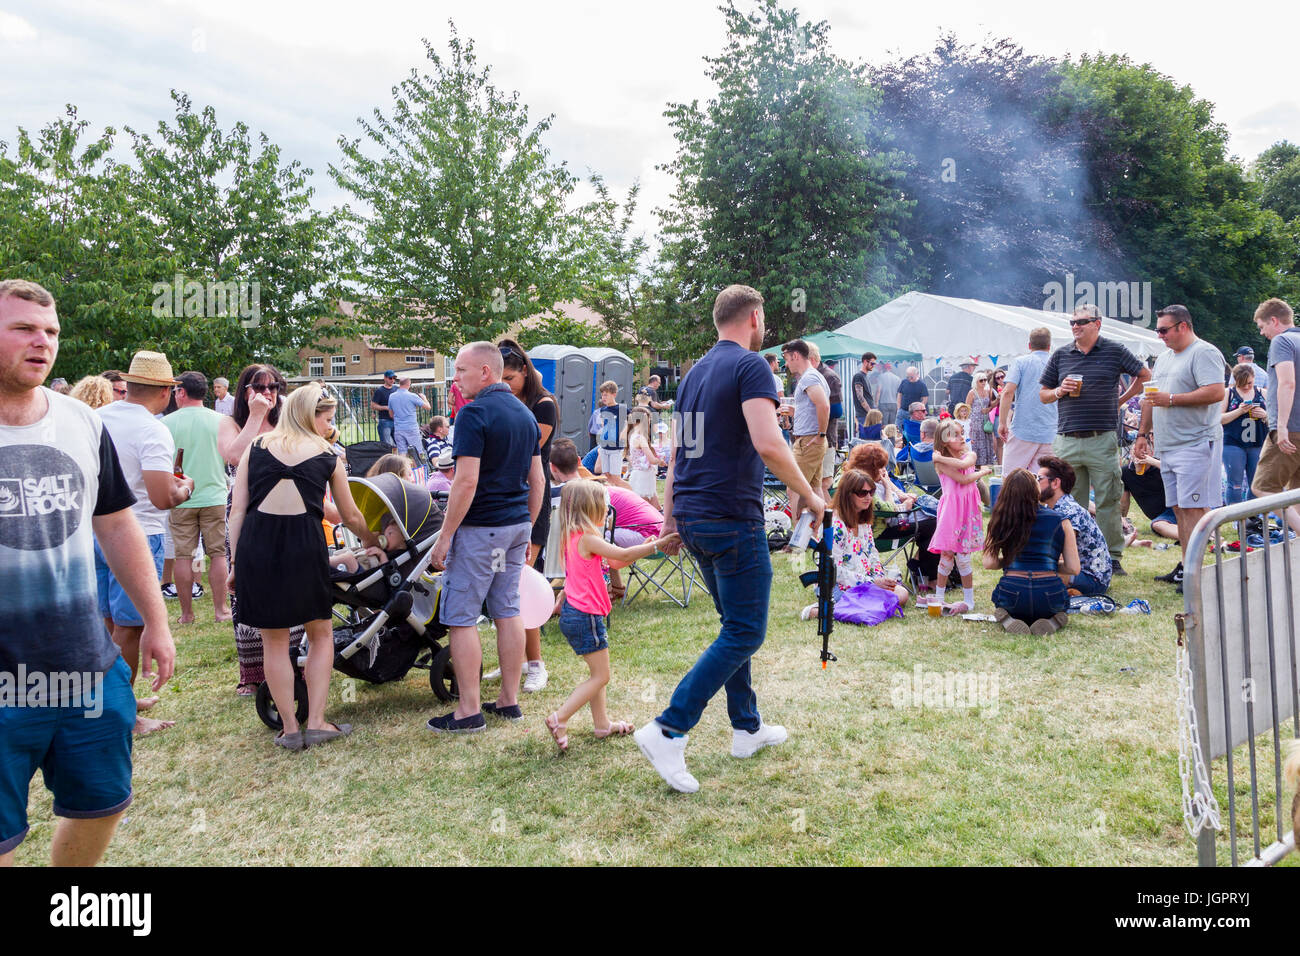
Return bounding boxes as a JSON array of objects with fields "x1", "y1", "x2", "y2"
[{"x1": 1037, "y1": 456, "x2": 1113, "y2": 597}]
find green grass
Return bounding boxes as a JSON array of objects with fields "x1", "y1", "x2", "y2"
[{"x1": 15, "y1": 537, "x2": 1297, "y2": 866}]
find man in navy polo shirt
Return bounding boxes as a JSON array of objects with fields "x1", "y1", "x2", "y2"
[
  {"x1": 427, "y1": 342, "x2": 545, "y2": 733},
  {"x1": 634, "y1": 284, "x2": 825, "y2": 794}
]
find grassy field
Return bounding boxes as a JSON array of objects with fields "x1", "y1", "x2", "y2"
[{"x1": 16, "y1": 533, "x2": 1297, "y2": 866}]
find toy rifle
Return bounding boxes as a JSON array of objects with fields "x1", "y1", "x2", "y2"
[{"x1": 798, "y1": 510, "x2": 837, "y2": 668}]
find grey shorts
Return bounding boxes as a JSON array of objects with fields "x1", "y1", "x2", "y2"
[
  {"x1": 1160, "y1": 440, "x2": 1223, "y2": 510},
  {"x1": 438, "y1": 522, "x2": 532, "y2": 627},
  {"x1": 596, "y1": 447, "x2": 624, "y2": 477}
]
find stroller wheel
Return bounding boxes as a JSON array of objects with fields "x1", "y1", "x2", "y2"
[
  {"x1": 428, "y1": 645, "x2": 483, "y2": 704},
  {"x1": 255, "y1": 677, "x2": 309, "y2": 731}
]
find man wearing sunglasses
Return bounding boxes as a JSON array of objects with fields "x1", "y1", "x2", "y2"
[
  {"x1": 1134, "y1": 306, "x2": 1226, "y2": 590},
  {"x1": 1039, "y1": 304, "x2": 1150, "y2": 577}
]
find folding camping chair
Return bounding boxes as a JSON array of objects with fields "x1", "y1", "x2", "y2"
[
  {"x1": 871, "y1": 505, "x2": 926, "y2": 594},
  {"x1": 910, "y1": 454, "x2": 941, "y2": 495},
  {"x1": 622, "y1": 545, "x2": 709, "y2": 609}
]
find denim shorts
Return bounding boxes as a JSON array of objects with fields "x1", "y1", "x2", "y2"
[
  {"x1": 0, "y1": 657, "x2": 136, "y2": 854},
  {"x1": 94, "y1": 533, "x2": 166, "y2": 626},
  {"x1": 992, "y1": 574, "x2": 1068, "y2": 625},
  {"x1": 559, "y1": 600, "x2": 608, "y2": 656}
]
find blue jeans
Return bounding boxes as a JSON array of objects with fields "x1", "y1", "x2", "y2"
[
  {"x1": 657, "y1": 518, "x2": 771, "y2": 735},
  {"x1": 1069, "y1": 571, "x2": 1108, "y2": 597},
  {"x1": 377, "y1": 418, "x2": 395, "y2": 447},
  {"x1": 992, "y1": 574, "x2": 1068, "y2": 624},
  {"x1": 1222, "y1": 443, "x2": 1261, "y2": 504}
]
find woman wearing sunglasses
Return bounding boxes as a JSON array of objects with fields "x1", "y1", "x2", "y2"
[
  {"x1": 218, "y1": 364, "x2": 289, "y2": 696},
  {"x1": 799, "y1": 468, "x2": 909, "y2": 620}
]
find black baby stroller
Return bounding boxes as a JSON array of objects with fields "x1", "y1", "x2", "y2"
[{"x1": 255, "y1": 473, "x2": 462, "y2": 730}]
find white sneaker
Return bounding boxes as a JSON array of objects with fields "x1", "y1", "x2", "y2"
[
  {"x1": 731, "y1": 722, "x2": 788, "y2": 758},
  {"x1": 483, "y1": 667, "x2": 502, "y2": 681},
  {"x1": 522, "y1": 660, "x2": 548, "y2": 693},
  {"x1": 633, "y1": 721, "x2": 699, "y2": 793}
]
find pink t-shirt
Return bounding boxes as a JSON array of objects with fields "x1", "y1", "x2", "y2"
[
  {"x1": 564, "y1": 531, "x2": 612, "y2": 616},
  {"x1": 607, "y1": 486, "x2": 662, "y2": 538}
]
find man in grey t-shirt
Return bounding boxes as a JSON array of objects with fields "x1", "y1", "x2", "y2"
[
  {"x1": 1251, "y1": 297, "x2": 1300, "y2": 534},
  {"x1": 778, "y1": 339, "x2": 828, "y2": 536},
  {"x1": 1135, "y1": 305, "x2": 1226, "y2": 582}
]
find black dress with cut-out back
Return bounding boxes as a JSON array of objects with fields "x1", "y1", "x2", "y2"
[{"x1": 234, "y1": 442, "x2": 339, "y2": 628}]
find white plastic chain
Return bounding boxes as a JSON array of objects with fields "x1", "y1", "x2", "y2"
[{"x1": 1176, "y1": 635, "x2": 1222, "y2": 837}]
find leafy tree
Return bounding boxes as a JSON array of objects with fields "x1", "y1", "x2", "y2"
[
  {"x1": 0, "y1": 108, "x2": 175, "y2": 381},
  {"x1": 656, "y1": 0, "x2": 913, "y2": 348},
  {"x1": 1060, "y1": 56, "x2": 1293, "y2": 347},
  {"x1": 871, "y1": 36, "x2": 1127, "y2": 306},
  {"x1": 127, "y1": 91, "x2": 355, "y2": 376},
  {"x1": 575, "y1": 175, "x2": 652, "y2": 352},
  {"x1": 332, "y1": 27, "x2": 583, "y2": 353}
]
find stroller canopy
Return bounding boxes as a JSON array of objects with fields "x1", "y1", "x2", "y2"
[{"x1": 349, "y1": 474, "x2": 441, "y2": 544}]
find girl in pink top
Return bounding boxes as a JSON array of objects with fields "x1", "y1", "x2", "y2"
[
  {"x1": 928, "y1": 419, "x2": 991, "y2": 614},
  {"x1": 546, "y1": 480, "x2": 678, "y2": 752}
]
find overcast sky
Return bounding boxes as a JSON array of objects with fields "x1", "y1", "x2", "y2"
[{"x1": 4, "y1": 0, "x2": 1298, "y2": 242}]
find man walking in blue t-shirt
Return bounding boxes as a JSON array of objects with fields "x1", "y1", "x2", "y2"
[{"x1": 634, "y1": 285, "x2": 825, "y2": 794}]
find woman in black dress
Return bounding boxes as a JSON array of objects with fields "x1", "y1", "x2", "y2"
[
  {"x1": 498, "y1": 339, "x2": 556, "y2": 693},
  {"x1": 228, "y1": 384, "x2": 381, "y2": 749}
]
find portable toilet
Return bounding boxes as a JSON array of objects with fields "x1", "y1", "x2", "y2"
[
  {"x1": 528, "y1": 345, "x2": 594, "y2": 453},
  {"x1": 578, "y1": 347, "x2": 634, "y2": 447}
]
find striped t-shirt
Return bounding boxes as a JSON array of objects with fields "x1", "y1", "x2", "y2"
[{"x1": 1040, "y1": 336, "x2": 1144, "y2": 434}]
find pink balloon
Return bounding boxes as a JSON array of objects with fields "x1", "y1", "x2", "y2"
[{"x1": 518, "y1": 565, "x2": 555, "y2": 629}]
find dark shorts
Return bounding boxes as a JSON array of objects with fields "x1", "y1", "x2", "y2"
[
  {"x1": 559, "y1": 600, "x2": 608, "y2": 656},
  {"x1": 0, "y1": 657, "x2": 136, "y2": 855}
]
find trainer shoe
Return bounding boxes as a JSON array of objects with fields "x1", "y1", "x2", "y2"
[
  {"x1": 1154, "y1": 562, "x2": 1183, "y2": 584},
  {"x1": 425, "y1": 710, "x2": 486, "y2": 734},
  {"x1": 192, "y1": 581, "x2": 204, "y2": 598},
  {"x1": 161, "y1": 583, "x2": 179, "y2": 599},
  {"x1": 731, "y1": 722, "x2": 788, "y2": 758},
  {"x1": 1110, "y1": 559, "x2": 1127, "y2": 577},
  {"x1": 633, "y1": 720, "x2": 699, "y2": 793},
  {"x1": 482, "y1": 667, "x2": 503, "y2": 682},
  {"x1": 522, "y1": 660, "x2": 548, "y2": 693}
]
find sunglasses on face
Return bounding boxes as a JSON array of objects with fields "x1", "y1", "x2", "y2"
[
  {"x1": 1036, "y1": 474, "x2": 1052, "y2": 483},
  {"x1": 248, "y1": 382, "x2": 283, "y2": 394},
  {"x1": 1069, "y1": 318, "x2": 1096, "y2": 328},
  {"x1": 1154, "y1": 321, "x2": 1184, "y2": 336},
  {"x1": 853, "y1": 489, "x2": 874, "y2": 498},
  {"x1": 112, "y1": 387, "x2": 127, "y2": 396}
]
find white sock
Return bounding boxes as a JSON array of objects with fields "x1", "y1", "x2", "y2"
[
  {"x1": 963, "y1": 588, "x2": 975, "y2": 608},
  {"x1": 527, "y1": 660, "x2": 542, "y2": 672},
  {"x1": 934, "y1": 587, "x2": 946, "y2": 604}
]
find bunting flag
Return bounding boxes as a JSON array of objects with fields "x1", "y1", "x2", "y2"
[
  {"x1": 935, "y1": 357, "x2": 943, "y2": 366},
  {"x1": 988, "y1": 354, "x2": 999, "y2": 367}
]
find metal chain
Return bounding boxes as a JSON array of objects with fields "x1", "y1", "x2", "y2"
[{"x1": 1176, "y1": 637, "x2": 1222, "y2": 837}]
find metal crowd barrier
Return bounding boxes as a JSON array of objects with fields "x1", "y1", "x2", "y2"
[{"x1": 1180, "y1": 490, "x2": 1300, "y2": 866}]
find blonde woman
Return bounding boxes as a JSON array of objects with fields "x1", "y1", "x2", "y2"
[
  {"x1": 68, "y1": 375, "x2": 113, "y2": 409},
  {"x1": 228, "y1": 384, "x2": 381, "y2": 750}
]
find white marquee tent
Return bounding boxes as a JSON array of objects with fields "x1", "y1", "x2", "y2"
[{"x1": 835, "y1": 292, "x2": 1167, "y2": 367}]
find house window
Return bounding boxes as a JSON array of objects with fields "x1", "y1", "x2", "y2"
[
  {"x1": 444, "y1": 357, "x2": 454, "y2": 381},
  {"x1": 352, "y1": 354, "x2": 361, "y2": 364},
  {"x1": 331, "y1": 356, "x2": 346, "y2": 376},
  {"x1": 308, "y1": 357, "x2": 324, "y2": 377},
  {"x1": 406, "y1": 355, "x2": 422, "y2": 364}
]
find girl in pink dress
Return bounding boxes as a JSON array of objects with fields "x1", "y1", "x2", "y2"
[{"x1": 928, "y1": 419, "x2": 991, "y2": 614}]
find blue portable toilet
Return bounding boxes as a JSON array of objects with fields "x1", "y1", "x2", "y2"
[
  {"x1": 528, "y1": 345, "x2": 594, "y2": 453},
  {"x1": 578, "y1": 347, "x2": 634, "y2": 451}
]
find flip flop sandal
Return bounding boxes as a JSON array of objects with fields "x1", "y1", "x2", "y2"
[
  {"x1": 303, "y1": 723, "x2": 353, "y2": 746},
  {"x1": 942, "y1": 602, "x2": 971, "y2": 615},
  {"x1": 236, "y1": 683, "x2": 257, "y2": 697},
  {"x1": 545, "y1": 712, "x2": 568, "y2": 752},
  {"x1": 274, "y1": 731, "x2": 305, "y2": 751},
  {"x1": 594, "y1": 720, "x2": 634, "y2": 738}
]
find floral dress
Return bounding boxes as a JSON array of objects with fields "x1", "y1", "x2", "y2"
[
  {"x1": 968, "y1": 390, "x2": 996, "y2": 466},
  {"x1": 832, "y1": 514, "x2": 887, "y2": 591},
  {"x1": 928, "y1": 466, "x2": 985, "y2": 556}
]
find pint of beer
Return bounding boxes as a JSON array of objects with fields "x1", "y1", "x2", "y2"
[
  {"x1": 927, "y1": 599, "x2": 943, "y2": 618},
  {"x1": 1143, "y1": 381, "x2": 1158, "y2": 399}
]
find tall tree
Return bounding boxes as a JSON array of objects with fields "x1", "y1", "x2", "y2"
[
  {"x1": 656, "y1": 0, "x2": 913, "y2": 349},
  {"x1": 0, "y1": 108, "x2": 175, "y2": 381},
  {"x1": 331, "y1": 26, "x2": 583, "y2": 352},
  {"x1": 1061, "y1": 55, "x2": 1293, "y2": 347},
  {"x1": 575, "y1": 175, "x2": 653, "y2": 353},
  {"x1": 128, "y1": 91, "x2": 355, "y2": 375},
  {"x1": 871, "y1": 36, "x2": 1128, "y2": 307}
]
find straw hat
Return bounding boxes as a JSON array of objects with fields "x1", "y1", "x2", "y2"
[
  {"x1": 120, "y1": 351, "x2": 179, "y2": 387},
  {"x1": 435, "y1": 448, "x2": 455, "y2": 470}
]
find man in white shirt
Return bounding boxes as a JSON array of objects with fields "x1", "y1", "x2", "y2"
[
  {"x1": 97, "y1": 351, "x2": 194, "y2": 733},
  {"x1": 212, "y1": 376, "x2": 234, "y2": 415}
]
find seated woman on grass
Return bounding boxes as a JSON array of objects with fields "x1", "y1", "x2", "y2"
[
  {"x1": 800, "y1": 468, "x2": 909, "y2": 620},
  {"x1": 981, "y1": 468, "x2": 1080, "y2": 636}
]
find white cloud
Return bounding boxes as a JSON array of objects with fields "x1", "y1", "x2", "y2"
[{"x1": 0, "y1": 12, "x2": 37, "y2": 43}]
